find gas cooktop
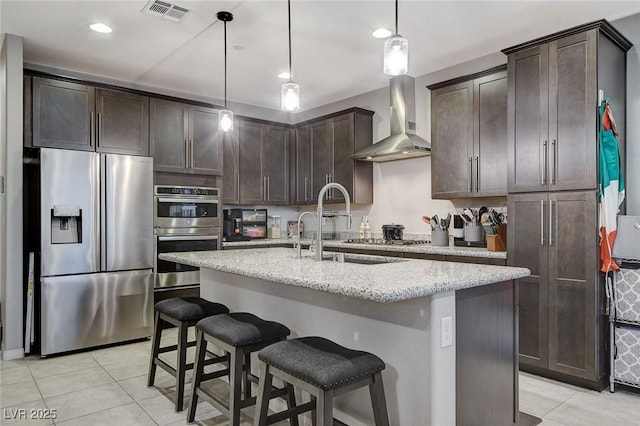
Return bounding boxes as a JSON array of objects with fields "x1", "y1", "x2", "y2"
[{"x1": 342, "y1": 239, "x2": 430, "y2": 246}]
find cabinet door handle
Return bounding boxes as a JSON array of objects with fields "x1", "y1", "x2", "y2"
[
  {"x1": 90, "y1": 111, "x2": 95, "y2": 147},
  {"x1": 267, "y1": 176, "x2": 270, "y2": 201},
  {"x1": 551, "y1": 139, "x2": 557, "y2": 185},
  {"x1": 96, "y1": 113, "x2": 102, "y2": 147},
  {"x1": 184, "y1": 139, "x2": 189, "y2": 168},
  {"x1": 475, "y1": 156, "x2": 479, "y2": 192},
  {"x1": 549, "y1": 200, "x2": 554, "y2": 246},
  {"x1": 236, "y1": 174, "x2": 240, "y2": 201},
  {"x1": 468, "y1": 157, "x2": 473, "y2": 193},
  {"x1": 304, "y1": 176, "x2": 308, "y2": 201},
  {"x1": 540, "y1": 200, "x2": 545, "y2": 246},
  {"x1": 190, "y1": 140, "x2": 195, "y2": 169},
  {"x1": 541, "y1": 140, "x2": 548, "y2": 185},
  {"x1": 262, "y1": 176, "x2": 266, "y2": 201}
]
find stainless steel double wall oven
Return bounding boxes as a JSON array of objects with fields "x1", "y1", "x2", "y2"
[{"x1": 154, "y1": 185, "x2": 221, "y2": 290}]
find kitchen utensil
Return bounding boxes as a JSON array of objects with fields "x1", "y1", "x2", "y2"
[
  {"x1": 445, "y1": 213, "x2": 452, "y2": 228},
  {"x1": 479, "y1": 206, "x2": 489, "y2": 219},
  {"x1": 422, "y1": 215, "x2": 435, "y2": 230}
]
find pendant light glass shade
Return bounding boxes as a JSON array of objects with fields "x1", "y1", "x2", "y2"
[
  {"x1": 384, "y1": 35, "x2": 408, "y2": 76},
  {"x1": 281, "y1": 81, "x2": 300, "y2": 112},
  {"x1": 218, "y1": 109, "x2": 233, "y2": 132}
]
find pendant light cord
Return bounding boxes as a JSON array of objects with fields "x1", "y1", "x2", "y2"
[
  {"x1": 288, "y1": 0, "x2": 292, "y2": 80},
  {"x1": 224, "y1": 19, "x2": 228, "y2": 108},
  {"x1": 395, "y1": 0, "x2": 398, "y2": 35}
]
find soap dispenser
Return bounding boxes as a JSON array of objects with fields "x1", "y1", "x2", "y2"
[
  {"x1": 363, "y1": 216, "x2": 372, "y2": 240},
  {"x1": 359, "y1": 217, "x2": 366, "y2": 239}
]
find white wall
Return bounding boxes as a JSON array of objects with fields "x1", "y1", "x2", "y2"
[
  {"x1": 612, "y1": 14, "x2": 640, "y2": 215},
  {"x1": 1, "y1": 33, "x2": 24, "y2": 360}
]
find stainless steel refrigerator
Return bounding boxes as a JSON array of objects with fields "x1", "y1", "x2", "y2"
[{"x1": 40, "y1": 148, "x2": 154, "y2": 356}]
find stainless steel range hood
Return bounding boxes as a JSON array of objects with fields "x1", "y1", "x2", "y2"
[{"x1": 352, "y1": 75, "x2": 431, "y2": 162}]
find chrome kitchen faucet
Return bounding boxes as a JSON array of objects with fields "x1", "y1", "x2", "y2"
[{"x1": 316, "y1": 183, "x2": 352, "y2": 261}]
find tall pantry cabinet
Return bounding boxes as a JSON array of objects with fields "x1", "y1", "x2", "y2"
[{"x1": 505, "y1": 21, "x2": 632, "y2": 389}]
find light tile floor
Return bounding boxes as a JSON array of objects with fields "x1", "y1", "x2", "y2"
[{"x1": 1, "y1": 330, "x2": 638, "y2": 425}]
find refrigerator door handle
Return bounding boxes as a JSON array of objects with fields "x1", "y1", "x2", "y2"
[{"x1": 100, "y1": 154, "x2": 107, "y2": 271}]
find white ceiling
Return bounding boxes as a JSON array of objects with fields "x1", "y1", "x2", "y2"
[{"x1": 2, "y1": 1, "x2": 640, "y2": 112}]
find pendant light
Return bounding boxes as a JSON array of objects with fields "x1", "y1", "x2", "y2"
[
  {"x1": 217, "y1": 11, "x2": 234, "y2": 132},
  {"x1": 383, "y1": 0, "x2": 408, "y2": 76},
  {"x1": 281, "y1": 0, "x2": 300, "y2": 111}
]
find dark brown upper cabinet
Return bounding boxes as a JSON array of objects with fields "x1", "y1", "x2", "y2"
[
  {"x1": 429, "y1": 68, "x2": 507, "y2": 199},
  {"x1": 150, "y1": 99, "x2": 222, "y2": 175},
  {"x1": 293, "y1": 108, "x2": 373, "y2": 205},
  {"x1": 237, "y1": 119, "x2": 289, "y2": 205},
  {"x1": 31, "y1": 76, "x2": 149, "y2": 156},
  {"x1": 506, "y1": 25, "x2": 630, "y2": 193}
]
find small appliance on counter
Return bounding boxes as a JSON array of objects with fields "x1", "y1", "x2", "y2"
[
  {"x1": 382, "y1": 224, "x2": 405, "y2": 240},
  {"x1": 223, "y1": 208, "x2": 268, "y2": 241}
]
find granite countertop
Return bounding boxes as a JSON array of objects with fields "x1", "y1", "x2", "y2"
[
  {"x1": 160, "y1": 248, "x2": 528, "y2": 303},
  {"x1": 222, "y1": 239, "x2": 507, "y2": 259}
]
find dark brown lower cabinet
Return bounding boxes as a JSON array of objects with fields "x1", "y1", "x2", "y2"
[{"x1": 508, "y1": 190, "x2": 605, "y2": 388}]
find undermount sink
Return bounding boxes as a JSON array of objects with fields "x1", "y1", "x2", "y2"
[{"x1": 324, "y1": 253, "x2": 406, "y2": 265}]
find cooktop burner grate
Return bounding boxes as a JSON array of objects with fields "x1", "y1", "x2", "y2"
[{"x1": 342, "y1": 239, "x2": 430, "y2": 245}]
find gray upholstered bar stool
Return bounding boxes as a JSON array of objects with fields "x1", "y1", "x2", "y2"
[
  {"x1": 147, "y1": 297, "x2": 230, "y2": 412},
  {"x1": 253, "y1": 336, "x2": 390, "y2": 426},
  {"x1": 187, "y1": 312, "x2": 296, "y2": 426}
]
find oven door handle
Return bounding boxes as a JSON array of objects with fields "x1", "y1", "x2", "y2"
[
  {"x1": 158, "y1": 235, "x2": 219, "y2": 242},
  {"x1": 157, "y1": 197, "x2": 219, "y2": 204}
]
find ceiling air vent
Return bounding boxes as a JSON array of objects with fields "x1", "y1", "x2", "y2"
[{"x1": 142, "y1": 0, "x2": 190, "y2": 22}]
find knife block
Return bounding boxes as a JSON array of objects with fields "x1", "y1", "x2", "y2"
[{"x1": 487, "y1": 224, "x2": 507, "y2": 252}]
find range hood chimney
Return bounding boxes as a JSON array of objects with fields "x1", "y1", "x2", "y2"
[{"x1": 352, "y1": 75, "x2": 431, "y2": 162}]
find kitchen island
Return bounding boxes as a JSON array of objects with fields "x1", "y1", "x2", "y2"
[{"x1": 160, "y1": 248, "x2": 529, "y2": 425}]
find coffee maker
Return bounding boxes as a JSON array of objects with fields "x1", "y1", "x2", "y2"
[{"x1": 223, "y1": 209, "x2": 268, "y2": 241}]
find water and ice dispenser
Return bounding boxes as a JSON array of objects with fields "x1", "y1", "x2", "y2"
[{"x1": 51, "y1": 205, "x2": 82, "y2": 244}]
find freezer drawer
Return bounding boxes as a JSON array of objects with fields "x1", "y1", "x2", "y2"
[{"x1": 41, "y1": 270, "x2": 153, "y2": 356}]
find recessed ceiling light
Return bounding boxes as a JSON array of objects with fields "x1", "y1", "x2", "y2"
[
  {"x1": 372, "y1": 28, "x2": 392, "y2": 39},
  {"x1": 90, "y1": 23, "x2": 112, "y2": 33},
  {"x1": 278, "y1": 72, "x2": 291, "y2": 80}
]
